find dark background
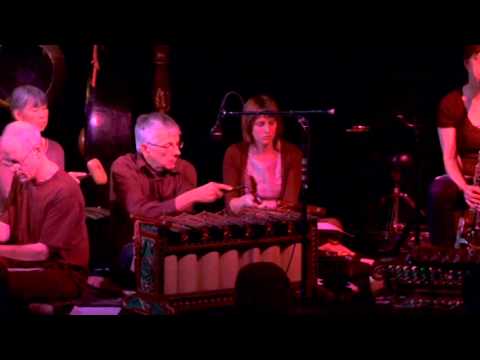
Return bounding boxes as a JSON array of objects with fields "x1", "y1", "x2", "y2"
[{"x1": 0, "y1": 45, "x2": 469, "y2": 237}]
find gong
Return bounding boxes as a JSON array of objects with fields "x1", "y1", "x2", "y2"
[{"x1": 0, "y1": 45, "x2": 65, "y2": 108}]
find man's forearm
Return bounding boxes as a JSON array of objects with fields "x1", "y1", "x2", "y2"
[
  {"x1": 174, "y1": 189, "x2": 197, "y2": 212},
  {"x1": 0, "y1": 243, "x2": 49, "y2": 262}
]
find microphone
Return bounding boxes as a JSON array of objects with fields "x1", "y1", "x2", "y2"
[
  {"x1": 210, "y1": 118, "x2": 223, "y2": 141},
  {"x1": 210, "y1": 91, "x2": 245, "y2": 141},
  {"x1": 210, "y1": 104, "x2": 226, "y2": 141}
]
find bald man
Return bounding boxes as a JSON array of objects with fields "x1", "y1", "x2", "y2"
[{"x1": 0, "y1": 121, "x2": 88, "y2": 312}]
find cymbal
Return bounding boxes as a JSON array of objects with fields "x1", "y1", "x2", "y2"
[{"x1": 346, "y1": 125, "x2": 370, "y2": 133}]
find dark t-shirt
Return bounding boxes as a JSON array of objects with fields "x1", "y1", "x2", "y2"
[
  {"x1": 1, "y1": 170, "x2": 89, "y2": 270},
  {"x1": 437, "y1": 89, "x2": 480, "y2": 177},
  {"x1": 0, "y1": 137, "x2": 65, "y2": 212}
]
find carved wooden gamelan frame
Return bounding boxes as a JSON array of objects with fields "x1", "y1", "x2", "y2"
[{"x1": 131, "y1": 214, "x2": 321, "y2": 313}]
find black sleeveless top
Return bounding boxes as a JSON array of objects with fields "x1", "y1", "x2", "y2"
[{"x1": 437, "y1": 89, "x2": 480, "y2": 177}]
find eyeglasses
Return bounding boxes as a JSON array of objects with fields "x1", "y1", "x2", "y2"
[
  {"x1": 29, "y1": 105, "x2": 48, "y2": 113},
  {"x1": 1, "y1": 148, "x2": 35, "y2": 168},
  {"x1": 146, "y1": 141, "x2": 184, "y2": 151}
]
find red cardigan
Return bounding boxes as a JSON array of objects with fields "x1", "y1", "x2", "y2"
[{"x1": 222, "y1": 141, "x2": 303, "y2": 209}]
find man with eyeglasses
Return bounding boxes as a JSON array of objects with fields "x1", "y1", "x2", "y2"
[
  {"x1": 109, "y1": 112, "x2": 232, "y2": 287},
  {"x1": 0, "y1": 121, "x2": 88, "y2": 314}
]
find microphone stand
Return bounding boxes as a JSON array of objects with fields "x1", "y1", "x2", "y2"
[
  {"x1": 221, "y1": 109, "x2": 336, "y2": 117},
  {"x1": 297, "y1": 115, "x2": 313, "y2": 304},
  {"x1": 411, "y1": 121, "x2": 423, "y2": 247},
  {"x1": 385, "y1": 116, "x2": 425, "y2": 256}
]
